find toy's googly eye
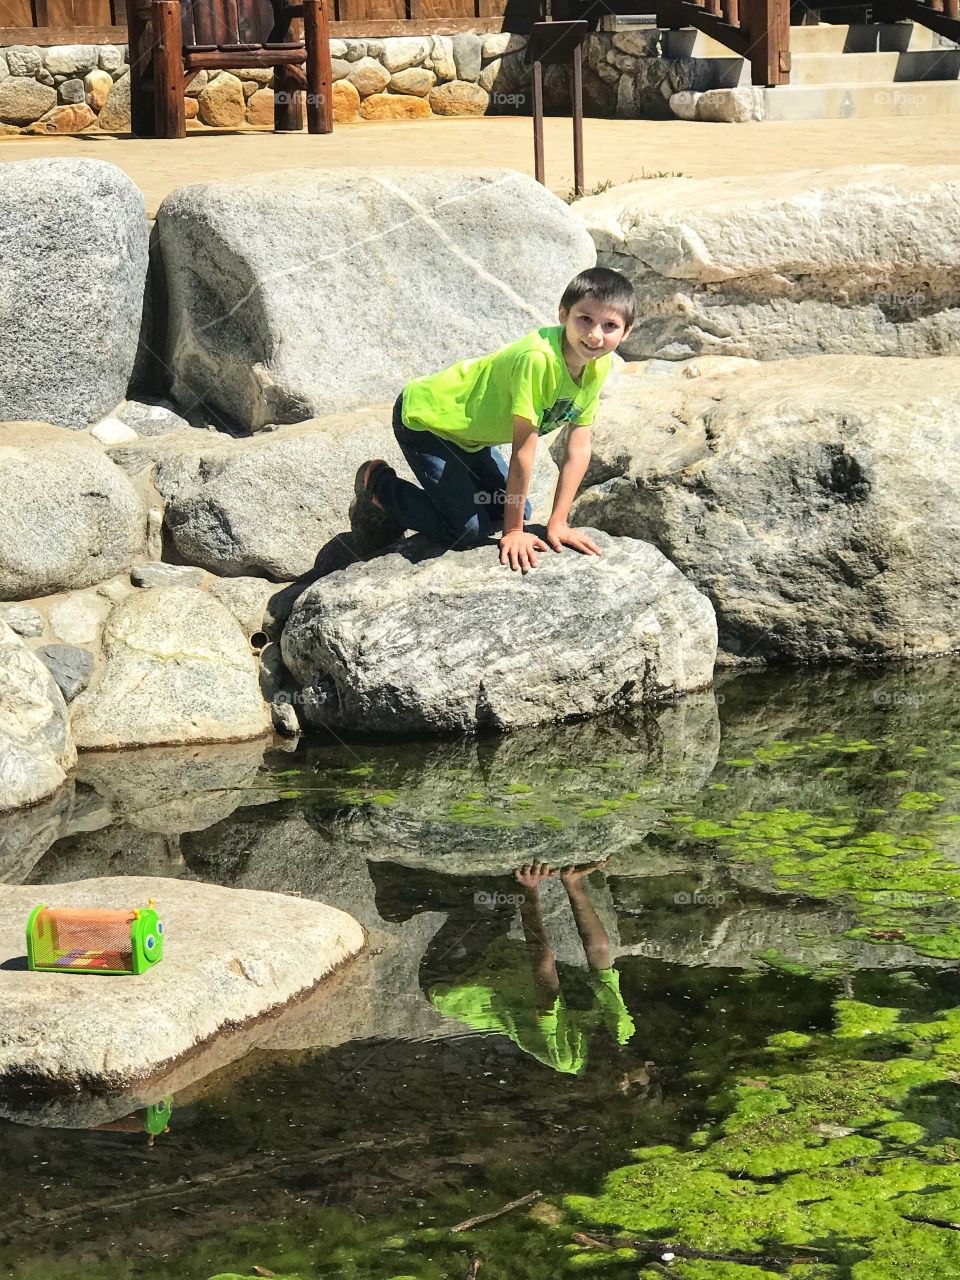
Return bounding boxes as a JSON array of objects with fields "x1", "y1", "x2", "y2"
[
  {"x1": 157, "y1": 921, "x2": 165, "y2": 936},
  {"x1": 145, "y1": 934, "x2": 155, "y2": 950}
]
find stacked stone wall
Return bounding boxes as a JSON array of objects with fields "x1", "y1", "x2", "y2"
[{"x1": 0, "y1": 29, "x2": 698, "y2": 131}]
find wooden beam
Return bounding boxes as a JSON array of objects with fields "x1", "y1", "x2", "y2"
[
  {"x1": 660, "y1": 0, "x2": 750, "y2": 51},
  {"x1": 0, "y1": 22, "x2": 127, "y2": 40},
  {"x1": 329, "y1": 14, "x2": 504, "y2": 30},
  {"x1": 0, "y1": 13, "x2": 507, "y2": 38},
  {"x1": 183, "y1": 44, "x2": 309, "y2": 65},
  {"x1": 883, "y1": 0, "x2": 960, "y2": 39}
]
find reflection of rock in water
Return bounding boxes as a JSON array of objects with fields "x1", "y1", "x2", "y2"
[
  {"x1": 0, "y1": 785, "x2": 74, "y2": 884},
  {"x1": 76, "y1": 739, "x2": 273, "y2": 834},
  {"x1": 610, "y1": 870, "x2": 957, "y2": 972},
  {"x1": 298, "y1": 694, "x2": 720, "y2": 874},
  {"x1": 30, "y1": 824, "x2": 185, "y2": 886},
  {"x1": 715, "y1": 659, "x2": 960, "y2": 816},
  {"x1": 5, "y1": 740, "x2": 276, "y2": 887},
  {"x1": 181, "y1": 807, "x2": 457, "y2": 1046}
]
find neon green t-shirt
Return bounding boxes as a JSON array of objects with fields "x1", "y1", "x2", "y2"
[
  {"x1": 401, "y1": 325, "x2": 612, "y2": 453},
  {"x1": 429, "y1": 943, "x2": 635, "y2": 1076}
]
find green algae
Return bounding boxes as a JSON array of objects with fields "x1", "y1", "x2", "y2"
[
  {"x1": 651, "y1": 721, "x2": 960, "y2": 961},
  {"x1": 566, "y1": 993, "x2": 960, "y2": 1278}
]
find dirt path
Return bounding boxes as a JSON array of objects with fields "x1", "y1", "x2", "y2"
[{"x1": 2, "y1": 113, "x2": 956, "y2": 215}]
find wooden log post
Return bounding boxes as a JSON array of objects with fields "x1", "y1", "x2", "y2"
[
  {"x1": 126, "y1": 0, "x2": 155, "y2": 136},
  {"x1": 747, "y1": 0, "x2": 790, "y2": 86},
  {"x1": 152, "y1": 0, "x2": 186, "y2": 137},
  {"x1": 274, "y1": 64, "x2": 304, "y2": 129},
  {"x1": 303, "y1": 0, "x2": 333, "y2": 133}
]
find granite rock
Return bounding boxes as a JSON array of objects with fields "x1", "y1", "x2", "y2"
[{"x1": 282, "y1": 529, "x2": 717, "y2": 733}]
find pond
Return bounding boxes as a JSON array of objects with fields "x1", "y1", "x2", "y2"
[{"x1": 3, "y1": 658, "x2": 960, "y2": 1279}]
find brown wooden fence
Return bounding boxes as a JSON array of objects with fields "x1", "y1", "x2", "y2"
[{"x1": 0, "y1": 0, "x2": 516, "y2": 39}]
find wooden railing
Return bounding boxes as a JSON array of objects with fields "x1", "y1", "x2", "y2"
[{"x1": 655, "y1": 0, "x2": 790, "y2": 84}]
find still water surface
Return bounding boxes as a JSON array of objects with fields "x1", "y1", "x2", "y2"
[{"x1": 4, "y1": 661, "x2": 960, "y2": 1278}]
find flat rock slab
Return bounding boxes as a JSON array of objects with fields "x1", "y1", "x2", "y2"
[
  {"x1": 281, "y1": 529, "x2": 717, "y2": 733},
  {"x1": 153, "y1": 167, "x2": 596, "y2": 430},
  {"x1": 0, "y1": 876, "x2": 365, "y2": 1094},
  {"x1": 575, "y1": 163, "x2": 960, "y2": 362}
]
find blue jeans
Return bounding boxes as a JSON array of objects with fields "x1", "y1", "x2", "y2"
[{"x1": 373, "y1": 394, "x2": 532, "y2": 547}]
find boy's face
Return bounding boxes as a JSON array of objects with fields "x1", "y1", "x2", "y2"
[{"x1": 559, "y1": 296, "x2": 633, "y2": 364}]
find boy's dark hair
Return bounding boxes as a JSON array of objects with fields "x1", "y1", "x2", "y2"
[{"x1": 561, "y1": 267, "x2": 637, "y2": 329}]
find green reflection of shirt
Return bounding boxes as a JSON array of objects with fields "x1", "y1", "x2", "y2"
[{"x1": 429, "y1": 944, "x2": 635, "y2": 1075}]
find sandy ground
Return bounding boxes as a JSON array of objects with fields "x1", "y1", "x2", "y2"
[{"x1": 1, "y1": 113, "x2": 958, "y2": 215}]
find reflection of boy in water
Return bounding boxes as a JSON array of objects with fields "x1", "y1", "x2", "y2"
[{"x1": 428, "y1": 862, "x2": 635, "y2": 1075}]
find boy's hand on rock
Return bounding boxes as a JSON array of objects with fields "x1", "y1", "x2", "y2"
[
  {"x1": 546, "y1": 522, "x2": 602, "y2": 557},
  {"x1": 499, "y1": 529, "x2": 549, "y2": 573}
]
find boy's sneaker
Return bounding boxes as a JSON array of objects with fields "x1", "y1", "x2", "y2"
[{"x1": 349, "y1": 459, "x2": 404, "y2": 549}]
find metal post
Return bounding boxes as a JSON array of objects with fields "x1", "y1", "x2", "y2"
[
  {"x1": 571, "y1": 42, "x2": 584, "y2": 197},
  {"x1": 532, "y1": 59, "x2": 545, "y2": 186}
]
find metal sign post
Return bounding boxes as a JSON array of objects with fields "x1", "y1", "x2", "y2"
[{"x1": 524, "y1": 19, "x2": 589, "y2": 197}]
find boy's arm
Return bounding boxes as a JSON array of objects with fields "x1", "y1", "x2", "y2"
[
  {"x1": 546, "y1": 424, "x2": 602, "y2": 556},
  {"x1": 499, "y1": 415, "x2": 549, "y2": 573}
]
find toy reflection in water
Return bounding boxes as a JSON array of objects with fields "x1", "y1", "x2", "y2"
[
  {"x1": 93, "y1": 1096, "x2": 173, "y2": 1146},
  {"x1": 427, "y1": 862, "x2": 636, "y2": 1075}
]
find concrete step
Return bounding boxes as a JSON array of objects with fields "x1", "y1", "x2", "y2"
[
  {"x1": 790, "y1": 51, "x2": 903, "y2": 83},
  {"x1": 790, "y1": 21, "x2": 945, "y2": 52},
  {"x1": 660, "y1": 20, "x2": 949, "y2": 59},
  {"x1": 791, "y1": 48, "x2": 960, "y2": 83},
  {"x1": 763, "y1": 76, "x2": 960, "y2": 119}
]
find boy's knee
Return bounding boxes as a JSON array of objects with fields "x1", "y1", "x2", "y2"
[{"x1": 442, "y1": 509, "x2": 494, "y2": 546}]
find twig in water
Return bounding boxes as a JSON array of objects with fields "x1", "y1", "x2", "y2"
[
  {"x1": 450, "y1": 1191, "x2": 542, "y2": 1233},
  {"x1": 902, "y1": 1213, "x2": 960, "y2": 1231},
  {"x1": 571, "y1": 1233, "x2": 615, "y2": 1252}
]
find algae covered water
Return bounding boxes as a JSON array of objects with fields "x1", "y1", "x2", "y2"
[{"x1": 4, "y1": 660, "x2": 960, "y2": 1278}]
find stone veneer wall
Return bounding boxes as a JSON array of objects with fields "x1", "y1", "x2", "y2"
[{"x1": 0, "y1": 28, "x2": 691, "y2": 133}]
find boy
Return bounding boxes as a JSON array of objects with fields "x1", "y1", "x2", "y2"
[{"x1": 352, "y1": 266, "x2": 636, "y2": 573}]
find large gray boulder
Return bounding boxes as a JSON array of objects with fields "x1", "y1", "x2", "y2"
[
  {"x1": 571, "y1": 355, "x2": 960, "y2": 663},
  {"x1": 0, "y1": 620, "x2": 76, "y2": 814},
  {"x1": 0, "y1": 158, "x2": 148, "y2": 428},
  {"x1": 109, "y1": 408, "x2": 559, "y2": 580},
  {"x1": 576, "y1": 164, "x2": 960, "y2": 362},
  {"x1": 69, "y1": 588, "x2": 271, "y2": 749},
  {"x1": 0, "y1": 423, "x2": 146, "y2": 600},
  {"x1": 153, "y1": 168, "x2": 596, "y2": 430},
  {"x1": 0, "y1": 876, "x2": 365, "y2": 1094},
  {"x1": 281, "y1": 530, "x2": 717, "y2": 733}
]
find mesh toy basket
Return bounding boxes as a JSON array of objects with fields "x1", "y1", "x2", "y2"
[{"x1": 26, "y1": 902, "x2": 164, "y2": 975}]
